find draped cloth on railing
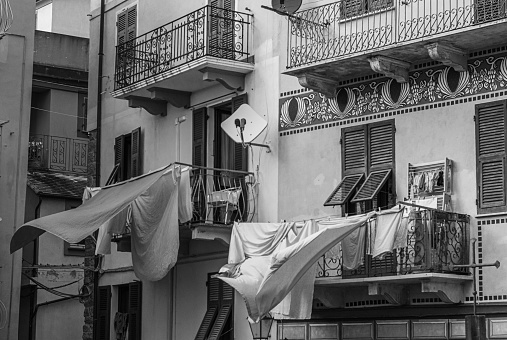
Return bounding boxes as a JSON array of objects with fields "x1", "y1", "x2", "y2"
[
  {"x1": 218, "y1": 213, "x2": 375, "y2": 322},
  {"x1": 10, "y1": 164, "x2": 193, "y2": 282}
]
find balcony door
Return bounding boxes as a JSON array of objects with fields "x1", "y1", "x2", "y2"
[{"x1": 209, "y1": 0, "x2": 235, "y2": 59}]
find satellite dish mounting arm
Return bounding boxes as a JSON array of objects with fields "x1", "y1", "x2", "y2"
[{"x1": 235, "y1": 118, "x2": 271, "y2": 153}]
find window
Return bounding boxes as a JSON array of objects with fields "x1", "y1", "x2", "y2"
[
  {"x1": 340, "y1": 0, "x2": 393, "y2": 19},
  {"x1": 116, "y1": 4, "x2": 137, "y2": 87},
  {"x1": 117, "y1": 4, "x2": 137, "y2": 46},
  {"x1": 35, "y1": 1, "x2": 53, "y2": 32},
  {"x1": 324, "y1": 120, "x2": 395, "y2": 215},
  {"x1": 476, "y1": 100, "x2": 507, "y2": 214},
  {"x1": 195, "y1": 274, "x2": 233, "y2": 340},
  {"x1": 114, "y1": 127, "x2": 142, "y2": 182},
  {"x1": 77, "y1": 94, "x2": 88, "y2": 138}
]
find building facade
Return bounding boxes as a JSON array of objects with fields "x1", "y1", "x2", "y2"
[{"x1": 85, "y1": 0, "x2": 507, "y2": 340}]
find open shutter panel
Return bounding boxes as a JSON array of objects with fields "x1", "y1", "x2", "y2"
[
  {"x1": 195, "y1": 275, "x2": 221, "y2": 340},
  {"x1": 343, "y1": 127, "x2": 366, "y2": 175},
  {"x1": 131, "y1": 127, "x2": 141, "y2": 178},
  {"x1": 207, "y1": 278, "x2": 234, "y2": 340},
  {"x1": 351, "y1": 169, "x2": 392, "y2": 202},
  {"x1": 231, "y1": 95, "x2": 248, "y2": 171},
  {"x1": 114, "y1": 135, "x2": 125, "y2": 182},
  {"x1": 128, "y1": 282, "x2": 142, "y2": 340},
  {"x1": 324, "y1": 173, "x2": 365, "y2": 206},
  {"x1": 96, "y1": 286, "x2": 111, "y2": 340},
  {"x1": 193, "y1": 108, "x2": 207, "y2": 167},
  {"x1": 476, "y1": 101, "x2": 507, "y2": 210},
  {"x1": 368, "y1": 122, "x2": 394, "y2": 170}
]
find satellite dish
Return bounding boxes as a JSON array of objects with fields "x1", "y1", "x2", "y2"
[
  {"x1": 271, "y1": 0, "x2": 302, "y2": 14},
  {"x1": 221, "y1": 104, "x2": 267, "y2": 144}
]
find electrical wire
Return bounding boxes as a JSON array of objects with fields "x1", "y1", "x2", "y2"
[
  {"x1": 22, "y1": 273, "x2": 90, "y2": 299},
  {"x1": 31, "y1": 106, "x2": 82, "y2": 119}
]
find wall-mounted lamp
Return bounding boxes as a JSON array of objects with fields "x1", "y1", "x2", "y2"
[{"x1": 248, "y1": 314, "x2": 274, "y2": 340}]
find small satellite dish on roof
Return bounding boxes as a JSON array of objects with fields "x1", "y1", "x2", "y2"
[
  {"x1": 271, "y1": 0, "x2": 302, "y2": 13},
  {"x1": 221, "y1": 104, "x2": 271, "y2": 152}
]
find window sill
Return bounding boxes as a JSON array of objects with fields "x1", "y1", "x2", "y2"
[{"x1": 475, "y1": 211, "x2": 507, "y2": 219}]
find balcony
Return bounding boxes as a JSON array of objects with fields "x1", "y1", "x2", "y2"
[
  {"x1": 28, "y1": 134, "x2": 88, "y2": 174},
  {"x1": 314, "y1": 209, "x2": 472, "y2": 305},
  {"x1": 112, "y1": 165, "x2": 255, "y2": 251},
  {"x1": 285, "y1": 0, "x2": 507, "y2": 94},
  {"x1": 111, "y1": 5, "x2": 254, "y2": 111}
]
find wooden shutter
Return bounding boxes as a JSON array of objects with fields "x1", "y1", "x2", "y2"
[
  {"x1": 195, "y1": 275, "x2": 221, "y2": 340},
  {"x1": 131, "y1": 127, "x2": 141, "y2": 178},
  {"x1": 368, "y1": 121, "x2": 394, "y2": 170},
  {"x1": 368, "y1": 0, "x2": 393, "y2": 12},
  {"x1": 126, "y1": 5, "x2": 137, "y2": 42},
  {"x1": 324, "y1": 173, "x2": 365, "y2": 206},
  {"x1": 476, "y1": 100, "x2": 507, "y2": 213},
  {"x1": 128, "y1": 282, "x2": 142, "y2": 340},
  {"x1": 96, "y1": 286, "x2": 111, "y2": 340},
  {"x1": 340, "y1": 0, "x2": 366, "y2": 19},
  {"x1": 117, "y1": 11, "x2": 127, "y2": 46},
  {"x1": 342, "y1": 126, "x2": 366, "y2": 175},
  {"x1": 207, "y1": 277, "x2": 233, "y2": 340},
  {"x1": 114, "y1": 135, "x2": 125, "y2": 182},
  {"x1": 231, "y1": 94, "x2": 248, "y2": 171},
  {"x1": 193, "y1": 108, "x2": 208, "y2": 167},
  {"x1": 475, "y1": 0, "x2": 506, "y2": 23},
  {"x1": 351, "y1": 169, "x2": 392, "y2": 202}
]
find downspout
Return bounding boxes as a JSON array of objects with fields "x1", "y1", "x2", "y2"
[{"x1": 93, "y1": 0, "x2": 105, "y2": 338}]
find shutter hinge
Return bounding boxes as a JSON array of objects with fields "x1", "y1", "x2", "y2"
[
  {"x1": 339, "y1": 137, "x2": 342, "y2": 145},
  {"x1": 473, "y1": 115, "x2": 476, "y2": 122},
  {"x1": 394, "y1": 126, "x2": 397, "y2": 133},
  {"x1": 475, "y1": 198, "x2": 478, "y2": 206}
]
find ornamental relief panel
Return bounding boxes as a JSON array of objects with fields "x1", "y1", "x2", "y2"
[{"x1": 280, "y1": 52, "x2": 507, "y2": 131}]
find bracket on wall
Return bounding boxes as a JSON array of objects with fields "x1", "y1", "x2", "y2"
[
  {"x1": 368, "y1": 56, "x2": 410, "y2": 83},
  {"x1": 200, "y1": 67, "x2": 245, "y2": 91},
  {"x1": 421, "y1": 280, "x2": 464, "y2": 303},
  {"x1": 368, "y1": 283, "x2": 408, "y2": 305},
  {"x1": 147, "y1": 87, "x2": 191, "y2": 108},
  {"x1": 314, "y1": 286, "x2": 345, "y2": 308},
  {"x1": 425, "y1": 43, "x2": 468, "y2": 72},
  {"x1": 126, "y1": 95, "x2": 167, "y2": 116},
  {"x1": 297, "y1": 73, "x2": 336, "y2": 98}
]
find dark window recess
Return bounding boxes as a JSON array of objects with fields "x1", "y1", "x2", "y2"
[
  {"x1": 326, "y1": 120, "x2": 395, "y2": 214},
  {"x1": 96, "y1": 286, "x2": 111, "y2": 340},
  {"x1": 77, "y1": 94, "x2": 88, "y2": 138},
  {"x1": 476, "y1": 100, "x2": 507, "y2": 214},
  {"x1": 114, "y1": 127, "x2": 142, "y2": 182},
  {"x1": 64, "y1": 200, "x2": 85, "y2": 256},
  {"x1": 195, "y1": 274, "x2": 234, "y2": 340},
  {"x1": 114, "y1": 282, "x2": 142, "y2": 340},
  {"x1": 340, "y1": 0, "x2": 393, "y2": 19}
]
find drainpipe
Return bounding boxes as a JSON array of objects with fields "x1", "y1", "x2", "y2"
[{"x1": 93, "y1": 0, "x2": 105, "y2": 338}]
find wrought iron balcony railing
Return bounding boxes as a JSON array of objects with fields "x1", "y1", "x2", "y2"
[
  {"x1": 28, "y1": 134, "x2": 88, "y2": 174},
  {"x1": 317, "y1": 209, "x2": 470, "y2": 279},
  {"x1": 288, "y1": 0, "x2": 507, "y2": 68},
  {"x1": 114, "y1": 5, "x2": 253, "y2": 90},
  {"x1": 188, "y1": 165, "x2": 255, "y2": 226}
]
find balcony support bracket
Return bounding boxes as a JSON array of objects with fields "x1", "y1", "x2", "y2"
[
  {"x1": 191, "y1": 225, "x2": 232, "y2": 245},
  {"x1": 297, "y1": 73, "x2": 336, "y2": 98},
  {"x1": 200, "y1": 67, "x2": 244, "y2": 91},
  {"x1": 368, "y1": 56, "x2": 410, "y2": 83},
  {"x1": 421, "y1": 280, "x2": 464, "y2": 303},
  {"x1": 314, "y1": 286, "x2": 344, "y2": 308},
  {"x1": 148, "y1": 87, "x2": 191, "y2": 108},
  {"x1": 368, "y1": 283, "x2": 408, "y2": 305},
  {"x1": 425, "y1": 43, "x2": 468, "y2": 72},
  {"x1": 126, "y1": 95, "x2": 167, "y2": 116}
]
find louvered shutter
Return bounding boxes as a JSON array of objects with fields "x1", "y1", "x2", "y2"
[
  {"x1": 126, "y1": 6, "x2": 137, "y2": 42},
  {"x1": 114, "y1": 135, "x2": 125, "y2": 182},
  {"x1": 324, "y1": 174, "x2": 365, "y2": 206},
  {"x1": 231, "y1": 94, "x2": 248, "y2": 171},
  {"x1": 351, "y1": 169, "x2": 392, "y2": 202},
  {"x1": 128, "y1": 282, "x2": 142, "y2": 340},
  {"x1": 475, "y1": 0, "x2": 506, "y2": 23},
  {"x1": 96, "y1": 286, "x2": 111, "y2": 340},
  {"x1": 131, "y1": 127, "x2": 141, "y2": 178},
  {"x1": 368, "y1": 121, "x2": 394, "y2": 170},
  {"x1": 195, "y1": 275, "x2": 221, "y2": 340},
  {"x1": 117, "y1": 11, "x2": 127, "y2": 46},
  {"x1": 476, "y1": 100, "x2": 507, "y2": 213},
  {"x1": 342, "y1": 126, "x2": 366, "y2": 175},
  {"x1": 193, "y1": 108, "x2": 207, "y2": 167},
  {"x1": 207, "y1": 278, "x2": 233, "y2": 340},
  {"x1": 340, "y1": 0, "x2": 366, "y2": 19},
  {"x1": 368, "y1": 0, "x2": 393, "y2": 12}
]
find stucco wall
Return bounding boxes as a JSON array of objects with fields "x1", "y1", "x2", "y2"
[
  {"x1": 0, "y1": 0, "x2": 35, "y2": 338},
  {"x1": 51, "y1": 0, "x2": 90, "y2": 38}
]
